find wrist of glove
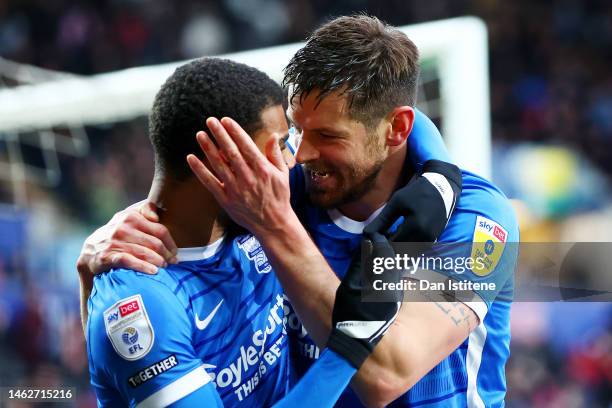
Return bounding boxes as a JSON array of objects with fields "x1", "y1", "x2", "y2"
[{"x1": 327, "y1": 233, "x2": 402, "y2": 369}]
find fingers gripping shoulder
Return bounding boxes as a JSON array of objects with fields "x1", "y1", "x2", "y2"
[
  {"x1": 364, "y1": 160, "x2": 462, "y2": 243},
  {"x1": 79, "y1": 205, "x2": 177, "y2": 277}
]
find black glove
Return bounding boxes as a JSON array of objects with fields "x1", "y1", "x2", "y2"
[
  {"x1": 327, "y1": 160, "x2": 462, "y2": 369},
  {"x1": 364, "y1": 159, "x2": 462, "y2": 242},
  {"x1": 327, "y1": 231, "x2": 402, "y2": 369}
]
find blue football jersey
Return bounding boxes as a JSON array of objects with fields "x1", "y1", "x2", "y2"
[
  {"x1": 286, "y1": 110, "x2": 519, "y2": 407},
  {"x1": 87, "y1": 234, "x2": 290, "y2": 407}
]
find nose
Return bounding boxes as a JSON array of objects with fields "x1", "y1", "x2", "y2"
[{"x1": 295, "y1": 135, "x2": 319, "y2": 164}]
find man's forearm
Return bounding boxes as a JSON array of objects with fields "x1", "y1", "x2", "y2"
[
  {"x1": 254, "y1": 215, "x2": 431, "y2": 404},
  {"x1": 255, "y1": 218, "x2": 431, "y2": 405},
  {"x1": 78, "y1": 266, "x2": 93, "y2": 336},
  {"x1": 350, "y1": 299, "x2": 479, "y2": 407},
  {"x1": 256, "y1": 214, "x2": 340, "y2": 346},
  {"x1": 256, "y1": 221, "x2": 479, "y2": 407}
]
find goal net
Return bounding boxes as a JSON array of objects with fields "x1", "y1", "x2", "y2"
[{"x1": 0, "y1": 16, "x2": 490, "y2": 205}]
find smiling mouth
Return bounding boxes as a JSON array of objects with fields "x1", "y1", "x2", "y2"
[{"x1": 308, "y1": 169, "x2": 332, "y2": 184}]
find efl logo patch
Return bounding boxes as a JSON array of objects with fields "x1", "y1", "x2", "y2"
[
  {"x1": 238, "y1": 235, "x2": 272, "y2": 274},
  {"x1": 104, "y1": 295, "x2": 154, "y2": 361},
  {"x1": 470, "y1": 216, "x2": 507, "y2": 276}
]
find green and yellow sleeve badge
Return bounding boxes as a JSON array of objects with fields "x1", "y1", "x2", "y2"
[{"x1": 471, "y1": 215, "x2": 507, "y2": 276}]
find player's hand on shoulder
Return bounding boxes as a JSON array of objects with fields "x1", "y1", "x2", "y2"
[
  {"x1": 76, "y1": 201, "x2": 178, "y2": 277},
  {"x1": 365, "y1": 159, "x2": 462, "y2": 243}
]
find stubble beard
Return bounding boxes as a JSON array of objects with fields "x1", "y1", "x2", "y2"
[{"x1": 307, "y1": 156, "x2": 386, "y2": 210}]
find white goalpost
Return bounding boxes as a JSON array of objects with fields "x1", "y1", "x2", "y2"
[{"x1": 0, "y1": 16, "x2": 491, "y2": 200}]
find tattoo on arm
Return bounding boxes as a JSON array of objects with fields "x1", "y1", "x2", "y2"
[
  {"x1": 433, "y1": 301, "x2": 477, "y2": 331},
  {"x1": 404, "y1": 277, "x2": 480, "y2": 333}
]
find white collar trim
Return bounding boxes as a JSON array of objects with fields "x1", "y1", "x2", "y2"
[
  {"x1": 176, "y1": 234, "x2": 226, "y2": 262},
  {"x1": 327, "y1": 205, "x2": 387, "y2": 234}
]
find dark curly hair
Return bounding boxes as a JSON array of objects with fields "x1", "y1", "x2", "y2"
[
  {"x1": 283, "y1": 14, "x2": 419, "y2": 128},
  {"x1": 149, "y1": 58, "x2": 283, "y2": 180}
]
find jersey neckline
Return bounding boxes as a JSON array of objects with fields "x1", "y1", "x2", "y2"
[
  {"x1": 326, "y1": 205, "x2": 386, "y2": 234},
  {"x1": 176, "y1": 234, "x2": 227, "y2": 262}
]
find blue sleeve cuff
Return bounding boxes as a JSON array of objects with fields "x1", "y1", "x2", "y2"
[{"x1": 273, "y1": 349, "x2": 357, "y2": 408}]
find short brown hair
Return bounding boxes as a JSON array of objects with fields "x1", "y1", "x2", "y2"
[{"x1": 283, "y1": 14, "x2": 420, "y2": 127}]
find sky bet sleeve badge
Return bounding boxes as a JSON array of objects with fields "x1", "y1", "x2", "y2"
[
  {"x1": 103, "y1": 294, "x2": 154, "y2": 361},
  {"x1": 470, "y1": 216, "x2": 507, "y2": 276}
]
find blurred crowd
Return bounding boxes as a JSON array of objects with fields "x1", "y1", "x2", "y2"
[
  {"x1": 0, "y1": 0, "x2": 611, "y2": 407},
  {"x1": 1, "y1": 0, "x2": 610, "y2": 175}
]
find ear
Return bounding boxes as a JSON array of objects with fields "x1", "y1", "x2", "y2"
[{"x1": 386, "y1": 106, "x2": 414, "y2": 147}]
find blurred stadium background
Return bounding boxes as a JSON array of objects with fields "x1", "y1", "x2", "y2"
[{"x1": 0, "y1": 0, "x2": 610, "y2": 407}]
